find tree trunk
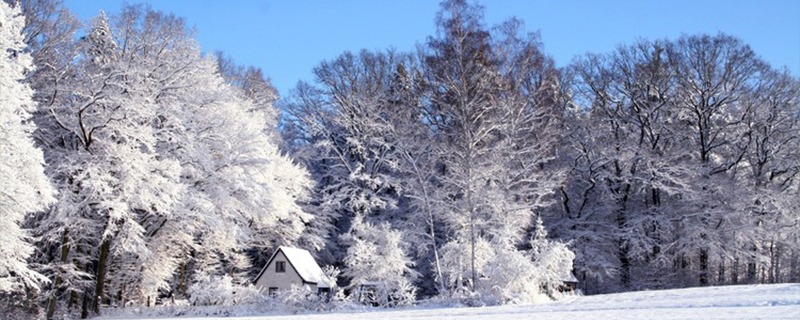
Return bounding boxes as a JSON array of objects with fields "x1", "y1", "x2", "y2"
[
  {"x1": 119, "y1": 285, "x2": 125, "y2": 308},
  {"x1": 47, "y1": 229, "x2": 71, "y2": 320},
  {"x1": 768, "y1": 241, "x2": 775, "y2": 283},
  {"x1": 617, "y1": 183, "x2": 631, "y2": 289},
  {"x1": 429, "y1": 217, "x2": 445, "y2": 293},
  {"x1": 456, "y1": 254, "x2": 463, "y2": 293},
  {"x1": 80, "y1": 290, "x2": 89, "y2": 319},
  {"x1": 68, "y1": 290, "x2": 77, "y2": 311},
  {"x1": 420, "y1": 179, "x2": 446, "y2": 294},
  {"x1": 466, "y1": 150, "x2": 476, "y2": 291},
  {"x1": 677, "y1": 253, "x2": 689, "y2": 285},
  {"x1": 470, "y1": 214, "x2": 476, "y2": 291},
  {"x1": 747, "y1": 259, "x2": 757, "y2": 284},
  {"x1": 699, "y1": 248, "x2": 709, "y2": 285},
  {"x1": 613, "y1": 159, "x2": 632, "y2": 289},
  {"x1": 619, "y1": 238, "x2": 631, "y2": 287},
  {"x1": 178, "y1": 261, "x2": 186, "y2": 295},
  {"x1": 27, "y1": 285, "x2": 36, "y2": 312},
  {"x1": 92, "y1": 239, "x2": 111, "y2": 315}
]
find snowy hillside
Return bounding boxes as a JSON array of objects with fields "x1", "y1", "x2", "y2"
[{"x1": 101, "y1": 283, "x2": 800, "y2": 320}]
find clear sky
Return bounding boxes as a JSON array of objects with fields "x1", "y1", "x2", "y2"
[{"x1": 63, "y1": 0, "x2": 800, "y2": 98}]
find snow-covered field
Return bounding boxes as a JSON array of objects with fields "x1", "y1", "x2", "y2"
[{"x1": 101, "y1": 283, "x2": 800, "y2": 320}]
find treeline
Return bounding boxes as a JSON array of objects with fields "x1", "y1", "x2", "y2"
[
  {"x1": 280, "y1": 0, "x2": 800, "y2": 296},
  {"x1": 0, "y1": 0, "x2": 797, "y2": 319}
]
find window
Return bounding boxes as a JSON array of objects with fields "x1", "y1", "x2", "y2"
[
  {"x1": 268, "y1": 287, "x2": 278, "y2": 297},
  {"x1": 275, "y1": 261, "x2": 286, "y2": 273}
]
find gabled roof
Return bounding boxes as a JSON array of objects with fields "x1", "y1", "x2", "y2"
[
  {"x1": 562, "y1": 271, "x2": 579, "y2": 283},
  {"x1": 254, "y1": 246, "x2": 333, "y2": 287}
]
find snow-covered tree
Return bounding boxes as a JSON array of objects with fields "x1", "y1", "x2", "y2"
[
  {"x1": 526, "y1": 217, "x2": 575, "y2": 296},
  {"x1": 422, "y1": 0, "x2": 505, "y2": 292},
  {"x1": 567, "y1": 39, "x2": 693, "y2": 290},
  {"x1": 382, "y1": 60, "x2": 449, "y2": 294},
  {"x1": 36, "y1": 10, "x2": 186, "y2": 316},
  {"x1": 342, "y1": 215, "x2": 418, "y2": 306},
  {"x1": 562, "y1": 34, "x2": 799, "y2": 293},
  {"x1": 0, "y1": 0, "x2": 56, "y2": 294},
  {"x1": 282, "y1": 50, "x2": 405, "y2": 265},
  {"x1": 2, "y1": 0, "x2": 796, "y2": 313},
  {"x1": 13, "y1": 0, "x2": 80, "y2": 118},
  {"x1": 438, "y1": 237, "x2": 493, "y2": 295},
  {"x1": 421, "y1": 1, "x2": 569, "y2": 295},
  {"x1": 23, "y1": 6, "x2": 312, "y2": 317}
]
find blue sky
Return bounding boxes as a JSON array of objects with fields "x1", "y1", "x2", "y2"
[{"x1": 63, "y1": 0, "x2": 800, "y2": 98}]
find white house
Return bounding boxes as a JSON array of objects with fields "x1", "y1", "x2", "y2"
[{"x1": 253, "y1": 246, "x2": 334, "y2": 296}]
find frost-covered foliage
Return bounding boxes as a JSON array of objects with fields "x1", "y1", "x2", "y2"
[
  {"x1": 281, "y1": 50, "x2": 408, "y2": 265},
  {"x1": 2, "y1": 0, "x2": 797, "y2": 316},
  {"x1": 342, "y1": 216, "x2": 418, "y2": 306},
  {"x1": 5, "y1": 2, "x2": 311, "y2": 318},
  {"x1": 437, "y1": 218, "x2": 575, "y2": 305},
  {"x1": 143, "y1": 279, "x2": 353, "y2": 316},
  {"x1": 481, "y1": 247, "x2": 542, "y2": 304},
  {"x1": 528, "y1": 218, "x2": 575, "y2": 296},
  {"x1": 563, "y1": 34, "x2": 800, "y2": 293},
  {"x1": 109, "y1": 280, "x2": 352, "y2": 317},
  {"x1": 439, "y1": 237, "x2": 494, "y2": 293},
  {"x1": 283, "y1": 0, "x2": 797, "y2": 302},
  {"x1": 274, "y1": 285, "x2": 351, "y2": 313},
  {"x1": 187, "y1": 275, "x2": 263, "y2": 306},
  {"x1": 420, "y1": 1, "x2": 568, "y2": 298},
  {"x1": 0, "y1": 1, "x2": 56, "y2": 294},
  {"x1": 283, "y1": 0, "x2": 572, "y2": 302}
]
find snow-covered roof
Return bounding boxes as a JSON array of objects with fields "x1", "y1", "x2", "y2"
[
  {"x1": 279, "y1": 246, "x2": 327, "y2": 284},
  {"x1": 562, "y1": 271, "x2": 578, "y2": 283},
  {"x1": 255, "y1": 246, "x2": 334, "y2": 287}
]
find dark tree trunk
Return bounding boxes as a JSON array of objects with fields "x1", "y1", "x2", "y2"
[
  {"x1": 119, "y1": 285, "x2": 125, "y2": 308},
  {"x1": 178, "y1": 261, "x2": 186, "y2": 295},
  {"x1": 747, "y1": 260, "x2": 757, "y2": 283},
  {"x1": 699, "y1": 248, "x2": 709, "y2": 285},
  {"x1": 27, "y1": 285, "x2": 36, "y2": 312},
  {"x1": 47, "y1": 229, "x2": 71, "y2": 320},
  {"x1": 80, "y1": 290, "x2": 89, "y2": 319},
  {"x1": 92, "y1": 239, "x2": 111, "y2": 315},
  {"x1": 619, "y1": 238, "x2": 631, "y2": 287},
  {"x1": 617, "y1": 184, "x2": 631, "y2": 289},
  {"x1": 68, "y1": 290, "x2": 77, "y2": 311}
]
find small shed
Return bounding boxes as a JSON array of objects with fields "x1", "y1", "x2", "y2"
[
  {"x1": 253, "y1": 246, "x2": 334, "y2": 296},
  {"x1": 560, "y1": 271, "x2": 579, "y2": 292}
]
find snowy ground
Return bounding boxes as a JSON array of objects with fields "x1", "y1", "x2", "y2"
[{"x1": 101, "y1": 283, "x2": 800, "y2": 320}]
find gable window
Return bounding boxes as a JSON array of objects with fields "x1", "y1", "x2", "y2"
[{"x1": 275, "y1": 261, "x2": 286, "y2": 273}]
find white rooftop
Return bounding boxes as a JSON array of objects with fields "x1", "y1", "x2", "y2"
[
  {"x1": 271, "y1": 246, "x2": 334, "y2": 288},
  {"x1": 562, "y1": 271, "x2": 578, "y2": 283}
]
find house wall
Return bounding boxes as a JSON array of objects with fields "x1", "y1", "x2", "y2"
[{"x1": 254, "y1": 251, "x2": 317, "y2": 292}]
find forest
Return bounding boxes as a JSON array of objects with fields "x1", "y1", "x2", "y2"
[{"x1": 1, "y1": 0, "x2": 798, "y2": 319}]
